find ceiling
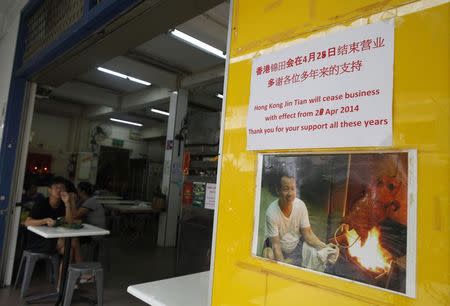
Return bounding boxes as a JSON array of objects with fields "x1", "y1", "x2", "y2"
[
  {"x1": 0, "y1": 0, "x2": 26, "y2": 39},
  {"x1": 36, "y1": 0, "x2": 229, "y2": 128},
  {"x1": 0, "y1": 0, "x2": 16, "y2": 23}
]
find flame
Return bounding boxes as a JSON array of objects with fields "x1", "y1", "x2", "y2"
[{"x1": 345, "y1": 227, "x2": 392, "y2": 273}]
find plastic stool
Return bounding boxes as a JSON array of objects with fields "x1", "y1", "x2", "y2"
[
  {"x1": 63, "y1": 262, "x2": 103, "y2": 306},
  {"x1": 14, "y1": 250, "x2": 60, "y2": 297},
  {"x1": 90, "y1": 237, "x2": 111, "y2": 272}
]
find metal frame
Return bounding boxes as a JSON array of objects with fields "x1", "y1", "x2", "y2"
[
  {"x1": 0, "y1": 0, "x2": 141, "y2": 286},
  {"x1": 2, "y1": 82, "x2": 37, "y2": 286},
  {"x1": 16, "y1": 0, "x2": 141, "y2": 78},
  {"x1": 207, "y1": 1, "x2": 233, "y2": 305}
]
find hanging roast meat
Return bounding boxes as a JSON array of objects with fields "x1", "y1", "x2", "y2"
[{"x1": 342, "y1": 176, "x2": 401, "y2": 243}]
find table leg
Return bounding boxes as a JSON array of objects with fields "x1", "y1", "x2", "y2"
[
  {"x1": 55, "y1": 237, "x2": 72, "y2": 306},
  {"x1": 153, "y1": 213, "x2": 159, "y2": 246}
]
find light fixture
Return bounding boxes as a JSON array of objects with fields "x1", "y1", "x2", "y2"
[
  {"x1": 169, "y1": 29, "x2": 226, "y2": 59},
  {"x1": 97, "y1": 67, "x2": 127, "y2": 79},
  {"x1": 216, "y1": 93, "x2": 224, "y2": 99},
  {"x1": 151, "y1": 108, "x2": 170, "y2": 116},
  {"x1": 128, "y1": 76, "x2": 151, "y2": 86},
  {"x1": 97, "y1": 67, "x2": 151, "y2": 86},
  {"x1": 110, "y1": 118, "x2": 143, "y2": 127}
]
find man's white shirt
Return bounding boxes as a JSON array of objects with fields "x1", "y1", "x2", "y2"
[{"x1": 265, "y1": 198, "x2": 310, "y2": 254}]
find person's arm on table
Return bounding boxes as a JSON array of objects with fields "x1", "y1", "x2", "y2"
[
  {"x1": 24, "y1": 217, "x2": 55, "y2": 227},
  {"x1": 70, "y1": 205, "x2": 89, "y2": 220},
  {"x1": 24, "y1": 201, "x2": 55, "y2": 227},
  {"x1": 61, "y1": 191, "x2": 75, "y2": 223}
]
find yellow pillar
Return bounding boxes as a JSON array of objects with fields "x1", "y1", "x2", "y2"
[{"x1": 212, "y1": 1, "x2": 449, "y2": 305}]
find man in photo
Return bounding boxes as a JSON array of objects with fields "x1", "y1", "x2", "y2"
[{"x1": 263, "y1": 172, "x2": 339, "y2": 271}]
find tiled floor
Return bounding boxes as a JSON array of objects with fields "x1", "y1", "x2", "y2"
[{"x1": 0, "y1": 234, "x2": 178, "y2": 306}]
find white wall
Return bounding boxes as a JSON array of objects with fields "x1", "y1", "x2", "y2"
[
  {"x1": 94, "y1": 122, "x2": 150, "y2": 159},
  {"x1": 141, "y1": 125, "x2": 167, "y2": 138},
  {"x1": 28, "y1": 113, "x2": 72, "y2": 176},
  {"x1": 147, "y1": 138, "x2": 165, "y2": 162},
  {"x1": 28, "y1": 114, "x2": 160, "y2": 177},
  {"x1": 31, "y1": 113, "x2": 71, "y2": 151},
  {"x1": 0, "y1": 11, "x2": 20, "y2": 144},
  {"x1": 0, "y1": 0, "x2": 27, "y2": 145}
]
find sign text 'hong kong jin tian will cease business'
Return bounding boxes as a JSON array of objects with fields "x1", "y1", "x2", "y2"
[{"x1": 247, "y1": 21, "x2": 394, "y2": 150}]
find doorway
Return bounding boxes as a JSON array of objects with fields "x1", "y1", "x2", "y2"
[
  {"x1": 96, "y1": 146, "x2": 130, "y2": 197},
  {"x1": 0, "y1": 1, "x2": 229, "y2": 305}
]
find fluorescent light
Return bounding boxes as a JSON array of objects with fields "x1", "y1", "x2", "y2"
[
  {"x1": 97, "y1": 67, "x2": 151, "y2": 86},
  {"x1": 151, "y1": 108, "x2": 170, "y2": 116},
  {"x1": 110, "y1": 118, "x2": 143, "y2": 127},
  {"x1": 170, "y1": 29, "x2": 226, "y2": 59},
  {"x1": 216, "y1": 93, "x2": 224, "y2": 99},
  {"x1": 97, "y1": 67, "x2": 127, "y2": 79},
  {"x1": 128, "y1": 76, "x2": 151, "y2": 86}
]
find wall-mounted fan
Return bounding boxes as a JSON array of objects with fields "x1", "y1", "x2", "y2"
[{"x1": 90, "y1": 124, "x2": 112, "y2": 152}]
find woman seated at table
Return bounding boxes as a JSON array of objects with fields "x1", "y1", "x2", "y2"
[
  {"x1": 70, "y1": 182, "x2": 106, "y2": 229},
  {"x1": 69, "y1": 182, "x2": 106, "y2": 267}
]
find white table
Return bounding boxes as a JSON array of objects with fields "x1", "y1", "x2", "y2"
[
  {"x1": 97, "y1": 199, "x2": 139, "y2": 205},
  {"x1": 27, "y1": 224, "x2": 109, "y2": 306},
  {"x1": 95, "y1": 195, "x2": 123, "y2": 200},
  {"x1": 27, "y1": 223, "x2": 110, "y2": 238},
  {"x1": 127, "y1": 271, "x2": 210, "y2": 306},
  {"x1": 104, "y1": 203, "x2": 156, "y2": 244},
  {"x1": 103, "y1": 204, "x2": 153, "y2": 214}
]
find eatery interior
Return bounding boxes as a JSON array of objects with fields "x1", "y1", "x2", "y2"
[{"x1": 9, "y1": 1, "x2": 229, "y2": 305}]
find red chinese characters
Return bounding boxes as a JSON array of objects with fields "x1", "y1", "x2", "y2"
[
  {"x1": 349, "y1": 41, "x2": 359, "y2": 53},
  {"x1": 286, "y1": 58, "x2": 294, "y2": 68},
  {"x1": 360, "y1": 39, "x2": 372, "y2": 51},
  {"x1": 328, "y1": 47, "x2": 336, "y2": 57},
  {"x1": 373, "y1": 37, "x2": 385, "y2": 48},
  {"x1": 338, "y1": 44, "x2": 348, "y2": 55},
  {"x1": 319, "y1": 67, "x2": 330, "y2": 77},
  {"x1": 255, "y1": 35, "x2": 385, "y2": 77},
  {"x1": 256, "y1": 66, "x2": 263, "y2": 75},
  {"x1": 266, "y1": 60, "x2": 364, "y2": 88},
  {"x1": 270, "y1": 63, "x2": 278, "y2": 72}
]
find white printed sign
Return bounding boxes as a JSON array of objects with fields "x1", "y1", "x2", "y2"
[
  {"x1": 204, "y1": 183, "x2": 216, "y2": 210},
  {"x1": 247, "y1": 21, "x2": 394, "y2": 150}
]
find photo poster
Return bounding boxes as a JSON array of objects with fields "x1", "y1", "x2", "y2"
[
  {"x1": 252, "y1": 151, "x2": 417, "y2": 297},
  {"x1": 247, "y1": 21, "x2": 394, "y2": 150},
  {"x1": 192, "y1": 182, "x2": 206, "y2": 208}
]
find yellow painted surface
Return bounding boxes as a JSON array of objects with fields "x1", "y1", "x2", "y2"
[{"x1": 212, "y1": 1, "x2": 449, "y2": 306}]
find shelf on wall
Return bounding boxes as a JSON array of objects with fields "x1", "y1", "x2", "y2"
[
  {"x1": 184, "y1": 175, "x2": 216, "y2": 183},
  {"x1": 189, "y1": 160, "x2": 217, "y2": 169}
]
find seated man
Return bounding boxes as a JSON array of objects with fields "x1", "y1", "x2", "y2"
[
  {"x1": 263, "y1": 172, "x2": 338, "y2": 271},
  {"x1": 24, "y1": 176, "x2": 81, "y2": 263},
  {"x1": 22, "y1": 179, "x2": 45, "y2": 208}
]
